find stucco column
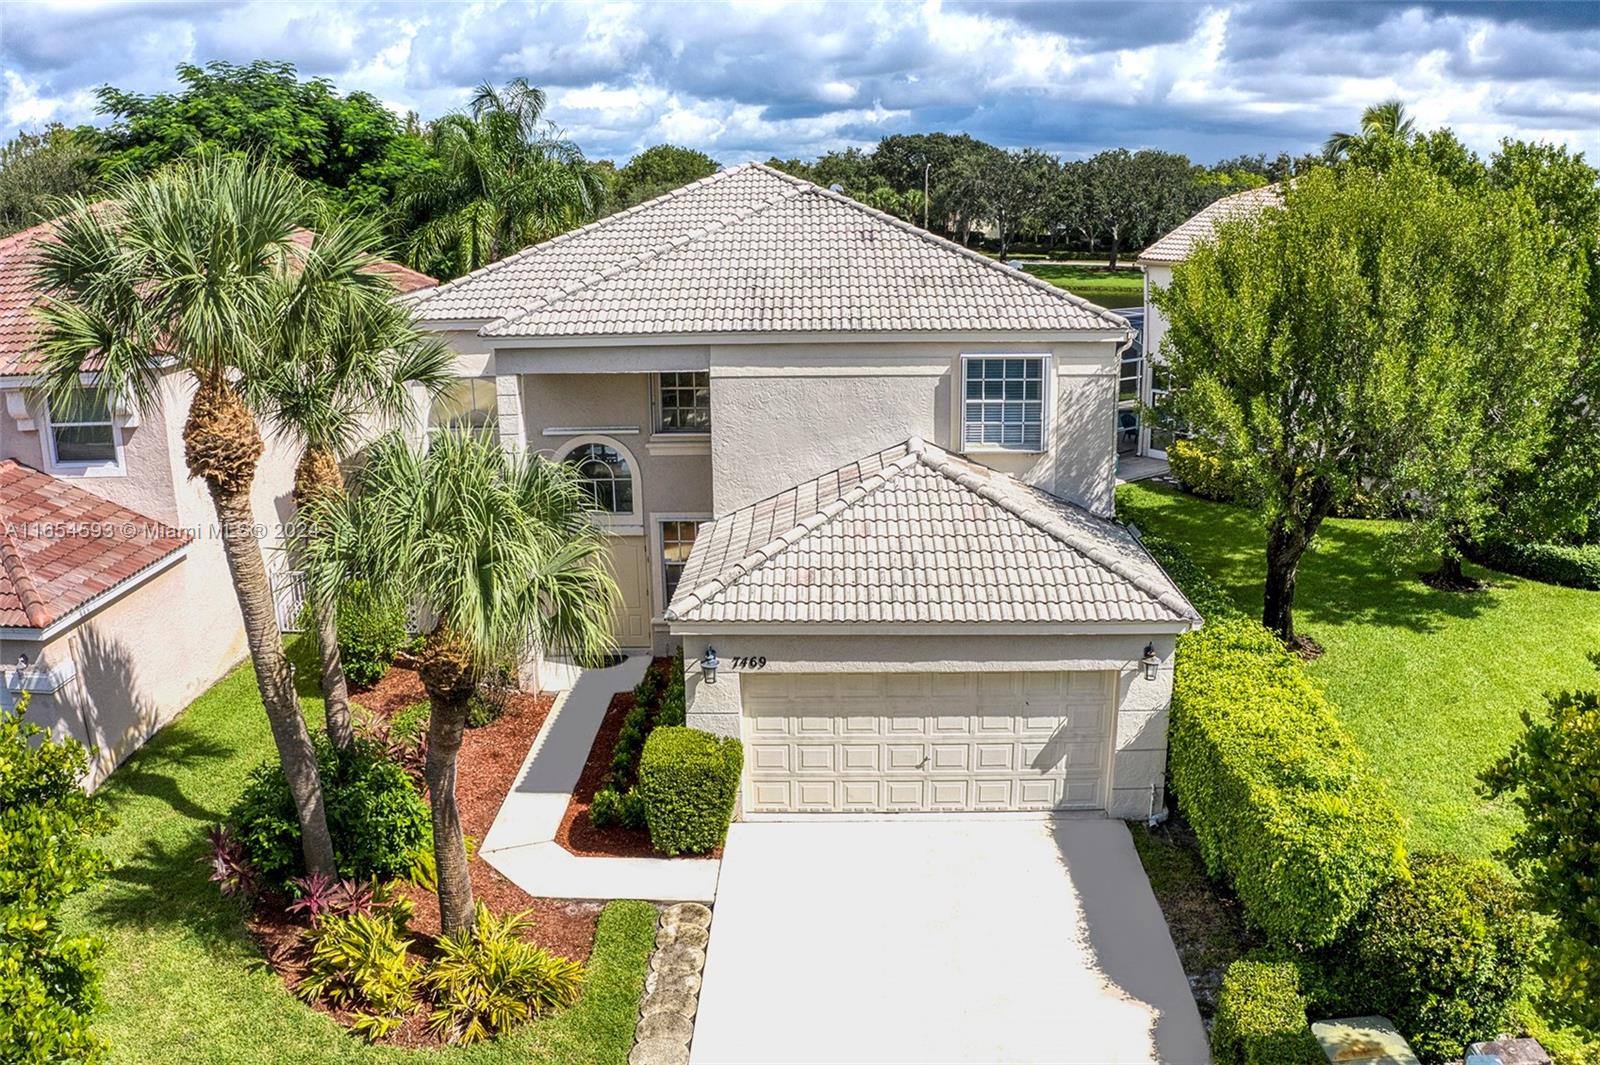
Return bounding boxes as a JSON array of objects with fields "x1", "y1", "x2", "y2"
[{"x1": 495, "y1": 375, "x2": 525, "y2": 457}]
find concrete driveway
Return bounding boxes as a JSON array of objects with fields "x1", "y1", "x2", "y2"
[{"x1": 691, "y1": 819, "x2": 1208, "y2": 1065}]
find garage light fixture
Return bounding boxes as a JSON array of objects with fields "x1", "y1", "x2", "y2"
[
  {"x1": 1141, "y1": 643, "x2": 1160, "y2": 682},
  {"x1": 701, "y1": 647, "x2": 719, "y2": 685}
]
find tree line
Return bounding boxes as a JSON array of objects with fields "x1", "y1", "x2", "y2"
[{"x1": 2, "y1": 59, "x2": 1316, "y2": 278}]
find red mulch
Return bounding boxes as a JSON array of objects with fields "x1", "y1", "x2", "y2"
[
  {"x1": 554, "y1": 659, "x2": 720, "y2": 861},
  {"x1": 240, "y1": 666, "x2": 605, "y2": 1048}
]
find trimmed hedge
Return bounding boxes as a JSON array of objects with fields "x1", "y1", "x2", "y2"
[
  {"x1": 1469, "y1": 538, "x2": 1600, "y2": 590},
  {"x1": 1170, "y1": 617, "x2": 1407, "y2": 948},
  {"x1": 1168, "y1": 438, "x2": 1246, "y2": 502},
  {"x1": 1138, "y1": 532, "x2": 1243, "y2": 623},
  {"x1": 1211, "y1": 959, "x2": 1322, "y2": 1065},
  {"x1": 637, "y1": 727, "x2": 742, "y2": 857}
]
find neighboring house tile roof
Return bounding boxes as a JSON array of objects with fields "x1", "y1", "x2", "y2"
[
  {"x1": 408, "y1": 163, "x2": 1129, "y2": 337},
  {"x1": 0, "y1": 460, "x2": 190, "y2": 629},
  {"x1": 666, "y1": 439, "x2": 1199, "y2": 627},
  {"x1": 1138, "y1": 183, "x2": 1283, "y2": 266},
  {"x1": 0, "y1": 219, "x2": 434, "y2": 377}
]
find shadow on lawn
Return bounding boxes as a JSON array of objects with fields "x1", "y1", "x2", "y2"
[{"x1": 1121, "y1": 484, "x2": 1500, "y2": 635}]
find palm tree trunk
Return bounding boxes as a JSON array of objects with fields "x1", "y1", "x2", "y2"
[
  {"x1": 295, "y1": 446, "x2": 352, "y2": 749},
  {"x1": 424, "y1": 694, "x2": 474, "y2": 934}
]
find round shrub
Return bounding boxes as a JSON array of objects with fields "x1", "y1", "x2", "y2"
[
  {"x1": 637, "y1": 727, "x2": 742, "y2": 856},
  {"x1": 1168, "y1": 438, "x2": 1249, "y2": 503},
  {"x1": 1211, "y1": 958, "x2": 1322, "y2": 1065},
  {"x1": 1318, "y1": 853, "x2": 1534, "y2": 1062},
  {"x1": 336, "y1": 580, "x2": 410, "y2": 688},
  {"x1": 227, "y1": 737, "x2": 430, "y2": 889}
]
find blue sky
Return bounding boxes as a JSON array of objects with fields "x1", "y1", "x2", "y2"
[{"x1": 4, "y1": 1, "x2": 1600, "y2": 166}]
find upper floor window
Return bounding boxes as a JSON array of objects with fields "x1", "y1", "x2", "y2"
[
  {"x1": 428, "y1": 378, "x2": 497, "y2": 441},
  {"x1": 566, "y1": 442, "x2": 634, "y2": 514},
  {"x1": 47, "y1": 387, "x2": 119, "y2": 469},
  {"x1": 962, "y1": 356, "x2": 1046, "y2": 452},
  {"x1": 656, "y1": 372, "x2": 710, "y2": 433},
  {"x1": 659, "y1": 519, "x2": 699, "y2": 604}
]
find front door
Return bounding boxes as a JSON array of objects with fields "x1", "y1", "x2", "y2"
[{"x1": 607, "y1": 535, "x2": 652, "y2": 650}]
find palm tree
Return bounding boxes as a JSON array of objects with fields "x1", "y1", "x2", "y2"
[
  {"x1": 30, "y1": 154, "x2": 351, "y2": 874},
  {"x1": 402, "y1": 78, "x2": 600, "y2": 277},
  {"x1": 1324, "y1": 99, "x2": 1416, "y2": 161},
  {"x1": 303, "y1": 431, "x2": 618, "y2": 932},
  {"x1": 255, "y1": 213, "x2": 454, "y2": 748}
]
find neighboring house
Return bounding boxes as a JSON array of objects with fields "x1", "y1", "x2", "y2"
[
  {"x1": 1134, "y1": 183, "x2": 1283, "y2": 458},
  {"x1": 0, "y1": 219, "x2": 434, "y2": 787},
  {"x1": 406, "y1": 162, "x2": 1200, "y2": 821}
]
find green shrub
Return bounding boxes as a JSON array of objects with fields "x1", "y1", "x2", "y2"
[
  {"x1": 1483, "y1": 686, "x2": 1600, "y2": 1030},
  {"x1": 658, "y1": 651, "x2": 686, "y2": 727},
  {"x1": 1170, "y1": 617, "x2": 1408, "y2": 948},
  {"x1": 589, "y1": 787, "x2": 648, "y2": 831},
  {"x1": 1470, "y1": 538, "x2": 1600, "y2": 590},
  {"x1": 388, "y1": 701, "x2": 431, "y2": 746},
  {"x1": 336, "y1": 580, "x2": 410, "y2": 688},
  {"x1": 422, "y1": 905, "x2": 583, "y2": 1045},
  {"x1": 1316, "y1": 854, "x2": 1533, "y2": 1061},
  {"x1": 298, "y1": 910, "x2": 417, "y2": 1042},
  {"x1": 1138, "y1": 532, "x2": 1243, "y2": 623},
  {"x1": 637, "y1": 727, "x2": 742, "y2": 856},
  {"x1": 227, "y1": 737, "x2": 430, "y2": 890},
  {"x1": 1168, "y1": 438, "x2": 1249, "y2": 503},
  {"x1": 466, "y1": 661, "x2": 517, "y2": 728},
  {"x1": 1211, "y1": 959, "x2": 1322, "y2": 1065},
  {"x1": 0, "y1": 693, "x2": 112, "y2": 1064}
]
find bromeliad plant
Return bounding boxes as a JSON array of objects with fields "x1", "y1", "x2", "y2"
[
  {"x1": 422, "y1": 905, "x2": 584, "y2": 1045},
  {"x1": 303, "y1": 430, "x2": 618, "y2": 933},
  {"x1": 297, "y1": 910, "x2": 419, "y2": 1042}
]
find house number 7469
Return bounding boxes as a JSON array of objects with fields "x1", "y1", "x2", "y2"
[{"x1": 729, "y1": 656, "x2": 767, "y2": 670}]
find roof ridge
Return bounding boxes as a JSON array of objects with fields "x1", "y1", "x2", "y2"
[
  {"x1": 751, "y1": 162, "x2": 1131, "y2": 331},
  {"x1": 664, "y1": 447, "x2": 921, "y2": 620},
  {"x1": 910, "y1": 445, "x2": 1199, "y2": 619},
  {"x1": 406, "y1": 164, "x2": 786, "y2": 313},
  {"x1": 0, "y1": 465, "x2": 52, "y2": 627},
  {"x1": 485, "y1": 180, "x2": 808, "y2": 332}
]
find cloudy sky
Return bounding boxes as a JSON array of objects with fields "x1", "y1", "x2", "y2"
[{"x1": 4, "y1": 1, "x2": 1600, "y2": 166}]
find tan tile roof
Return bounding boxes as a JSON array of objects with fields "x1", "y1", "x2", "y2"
[
  {"x1": 409, "y1": 163, "x2": 1128, "y2": 337},
  {"x1": 0, "y1": 219, "x2": 434, "y2": 377},
  {"x1": 666, "y1": 439, "x2": 1198, "y2": 627},
  {"x1": 0, "y1": 460, "x2": 190, "y2": 629},
  {"x1": 1138, "y1": 184, "x2": 1283, "y2": 266}
]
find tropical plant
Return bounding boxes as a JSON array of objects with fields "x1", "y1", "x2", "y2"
[
  {"x1": 286, "y1": 872, "x2": 377, "y2": 926},
  {"x1": 401, "y1": 78, "x2": 599, "y2": 278},
  {"x1": 302, "y1": 430, "x2": 618, "y2": 932},
  {"x1": 0, "y1": 692, "x2": 113, "y2": 1064},
  {"x1": 334, "y1": 580, "x2": 414, "y2": 690},
  {"x1": 422, "y1": 905, "x2": 584, "y2": 1045},
  {"x1": 1324, "y1": 99, "x2": 1416, "y2": 161},
  {"x1": 298, "y1": 910, "x2": 418, "y2": 1041},
  {"x1": 255, "y1": 214, "x2": 451, "y2": 749},
  {"x1": 202, "y1": 824, "x2": 257, "y2": 900},
  {"x1": 30, "y1": 152, "x2": 339, "y2": 873}
]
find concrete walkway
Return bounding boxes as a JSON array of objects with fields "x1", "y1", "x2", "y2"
[
  {"x1": 693, "y1": 819, "x2": 1207, "y2": 1064},
  {"x1": 479, "y1": 654, "x2": 721, "y2": 903}
]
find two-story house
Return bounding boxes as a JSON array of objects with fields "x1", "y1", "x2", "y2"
[
  {"x1": 0, "y1": 220, "x2": 433, "y2": 786},
  {"x1": 407, "y1": 163, "x2": 1199, "y2": 821}
]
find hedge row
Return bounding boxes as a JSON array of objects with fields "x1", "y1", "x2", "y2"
[
  {"x1": 591, "y1": 652, "x2": 689, "y2": 831},
  {"x1": 1170, "y1": 617, "x2": 1407, "y2": 949},
  {"x1": 1211, "y1": 959, "x2": 1322, "y2": 1065},
  {"x1": 638, "y1": 727, "x2": 742, "y2": 856},
  {"x1": 1468, "y1": 537, "x2": 1600, "y2": 590},
  {"x1": 1167, "y1": 438, "x2": 1248, "y2": 503},
  {"x1": 1138, "y1": 532, "x2": 1243, "y2": 624}
]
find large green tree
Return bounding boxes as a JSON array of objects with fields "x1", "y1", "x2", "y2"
[
  {"x1": 1156, "y1": 158, "x2": 1579, "y2": 642},
  {"x1": 612, "y1": 144, "x2": 719, "y2": 210},
  {"x1": 302, "y1": 432, "x2": 618, "y2": 932},
  {"x1": 401, "y1": 78, "x2": 599, "y2": 279},
  {"x1": 87, "y1": 60, "x2": 428, "y2": 216},
  {"x1": 30, "y1": 154, "x2": 359, "y2": 874},
  {"x1": 0, "y1": 126, "x2": 102, "y2": 237}
]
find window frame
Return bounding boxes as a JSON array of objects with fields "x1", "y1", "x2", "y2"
[
  {"x1": 651, "y1": 513, "x2": 709, "y2": 619},
  {"x1": 426, "y1": 377, "x2": 499, "y2": 443},
  {"x1": 653, "y1": 371, "x2": 711, "y2": 435},
  {"x1": 553, "y1": 434, "x2": 643, "y2": 531},
  {"x1": 959, "y1": 353, "x2": 1051, "y2": 454},
  {"x1": 43, "y1": 385, "x2": 124, "y2": 476}
]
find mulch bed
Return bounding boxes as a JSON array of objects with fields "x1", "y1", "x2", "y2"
[
  {"x1": 239, "y1": 665, "x2": 604, "y2": 1048},
  {"x1": 554, "y1": 660, "x2": 720, "y2": 861}
]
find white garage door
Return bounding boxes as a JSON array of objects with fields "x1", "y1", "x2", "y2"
[{"x1": 741, "y1": 672, "x2": 1113, "y2": 814}]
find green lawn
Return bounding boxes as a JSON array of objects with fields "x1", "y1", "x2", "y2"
[
  {"x1": 1021, "y1": 263, "x2": 1144, "y2": 308},
  {"x1": 62, "y1": 639, "x2": 654, "y2": 1065},
  {"x1": 1118, "y1": 482, "x2": 1600, "y2": 861}
]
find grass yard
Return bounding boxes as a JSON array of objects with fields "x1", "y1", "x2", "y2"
[
  {"x1": 1021, "y1": 263, "x2": 1144, "y2": 308},
  {"x1": 61, "y1": 638, "x2": 655, "y2": 1065},
  {"x1": 1118, "y1": 481, "x2": 1600, "y2": 862}
]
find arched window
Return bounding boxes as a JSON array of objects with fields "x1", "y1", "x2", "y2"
[
  {"x1": 565, "y1": 442, "x2": 634, "y2": 515},
  {"x1": 428, "y1": 379, "x2": 497, "y2": 441}
]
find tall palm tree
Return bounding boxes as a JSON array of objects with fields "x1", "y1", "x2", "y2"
[
  {"x1": 402, "y1": 78, "x2": 600, "y2": 277},
  {"x1": 30, "y1": 154, "x2": 357, "y2": 874},
  {"x1": 303, "y1": 431, "x2": 618, "y2": 932},
  {"x1": 1324, "y1": 99, "x2": 1416, "y2": 161},
  {"x1": 255, "y1": 213, "x2": 454, "y2": 748}
]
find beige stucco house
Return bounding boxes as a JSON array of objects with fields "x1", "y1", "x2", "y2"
[
  {"x1": 0, "y1": 219, "x2": 434, "y2": 786},
  {"x1": 407, "y1": 162, "x2": 1200, "y2": 820}
]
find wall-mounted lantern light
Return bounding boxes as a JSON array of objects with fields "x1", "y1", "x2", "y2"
[
  {"x1": 15, "y1": 653, "x2": 28, "y2": 672},
  {"x1": 701, "y1": 647, "x2": 719, "y2": 685},
  {"x1": 1141, "y1": 643, "x2": 1160, "y2": 682}
]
